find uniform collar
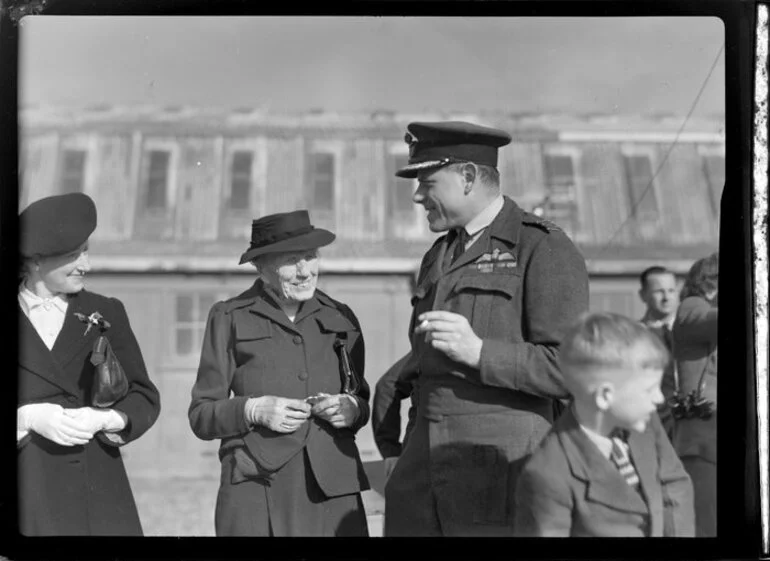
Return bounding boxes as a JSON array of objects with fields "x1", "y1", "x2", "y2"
[
  {"x1": 18, "y1": 284, "x2": 69, "y2": 315},
  {"x1": 462, "y1": 194, "x2": 504, "y2": 238},
  {"x1": 641, "y1": 312, "x2": 675, "y2": 330}
]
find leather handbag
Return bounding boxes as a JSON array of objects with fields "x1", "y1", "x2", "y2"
[
  {"x1": 333, "y1": 337, "x2": 362, "y2": 396},
  {"x1": 90, "y1": 335, "x2": 129, "y2": 408}
]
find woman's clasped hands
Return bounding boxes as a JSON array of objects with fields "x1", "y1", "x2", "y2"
[{"x1": 245, "y1": 393, "x2": 359, "y2": 433}]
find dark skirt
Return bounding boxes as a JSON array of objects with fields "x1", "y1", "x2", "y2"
[{"x1": 215, "y1": 447, "x2": 368, "y2": 537}]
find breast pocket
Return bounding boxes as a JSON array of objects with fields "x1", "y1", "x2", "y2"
[
  {"x1": 233, "y1": 321, "x2": 274, "y2": 369},
  {"x1": 453, "y1": 272, "x2": 521, "y2": 339}
]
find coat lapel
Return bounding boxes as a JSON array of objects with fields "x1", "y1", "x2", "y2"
[
  {"x1": 51, "y1": 291, "x2": 101, "y2": 369},
  {"x1": 18, "y1": 308, "x2": 81, "y2": 397},
  {"x1": 628, "y1": 427, "x2": 664, "y2": 535},
  {"x1": 558, "y1": 409, "x2": 650, "y2": 516},
  {"x1": 245, "y1": 282, "x2": 302, "y2": 335}
]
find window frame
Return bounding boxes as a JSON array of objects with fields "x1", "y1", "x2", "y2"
[
  {"x1": 306, "y1": 139, "x2": 342, "y2": 216},
  {"x1": 140, "y1": 138, "x2": 179, "y2": 212},
  {"x1": 697, "y1": 143, "x2": 726, "y2": 218},
  {"x1": 386, "y1": 141, "x2": 426, "y2": 239},
  {"x1": 540, "y1": 145, "x2": 583, "y2": 240},
  {"x1": 165, "y1": 289, "x2": 233, "y2": 367},
  {"x1": 619, "y1": 144, "x2": 662, "y2": 226},
  {"x1": 57, "y1": 135, "x2": 95, "y2": 195}
]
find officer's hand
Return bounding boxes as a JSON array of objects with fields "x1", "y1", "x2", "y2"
[
  {"x1": 311, "y1": 394, "x2": 359, "y2": 428},
  {"x1": 19, "y1": 403, "x2": 95, "y2": 446},
  {"x1": 245, "y1": 396, "x2": 311, "y2": 434},
  {"x1": 414, "y1": 310, "x2": 483, "y2": 368},
  {"x1": 384, "y1": 456, "x2": 399, "y2": 481}
]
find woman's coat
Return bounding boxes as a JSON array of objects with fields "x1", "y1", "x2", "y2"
[
  {"x1": 18, "y1": 290, "x2": 161, "y2": 536},
  {"x1": 188, "y1": 280, "x2": 370, "y2": 529}
]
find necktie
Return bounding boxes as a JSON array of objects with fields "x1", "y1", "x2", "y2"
[
  {"x1": 610, "y1": 430, "x2": 641, "y2": 490},
  {"x1": 450, "y1": 228, "x2": 469, "y2": 265}
]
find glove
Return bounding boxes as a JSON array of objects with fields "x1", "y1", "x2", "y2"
[
  {"x1": 311, "y1": 394, "x2": 360, "y2": 428},
  {"x1": 245, "y1": 396, "x2": 311, "y2": 434},
  {"x1": 18, "y1": 403, "x2": 95, "y2": 446},
  {"x1": 62, "y1": 407, "x2": 127, "y2": 434}
]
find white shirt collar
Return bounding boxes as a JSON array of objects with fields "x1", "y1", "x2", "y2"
[
  {"x1": 579, "y1": 423, "x2": 614, "y2": 460},
  {"x1": 462, "y1": 195, "x2": 504, "y2": 237},
  {"x1": 641, "y1": 313, "x2": 675, "y2": 330},
  {"x1": 18, "y1": 285, "x2": 69, "y2": 315}
]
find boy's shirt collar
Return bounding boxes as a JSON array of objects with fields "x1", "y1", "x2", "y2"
[{"x1": 578, "y1": 424, "x2": 614, "y2": 460}]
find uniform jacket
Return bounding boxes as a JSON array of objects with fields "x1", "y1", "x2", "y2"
[
  {"x1": 188, "y1": 280, "x2": 370, "y2": 499},
  {"x1": 671, "y1": 296, "x2": 718, "y2": 463},
  {"x1": 372, "y1": 352, "x2": 412, "y2": 459},
  {"x1": 513, "y1": 408, "x2": 695, "y2": 537},
  {"x1": 385, "y1": 196, "x2": 589, "y2": 534},
  {"x1": 17, "y1": 290, "x2": 160, "y2": 536}
]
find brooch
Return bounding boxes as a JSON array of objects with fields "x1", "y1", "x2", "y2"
[{"x1": 74, "y1": 311, "x2": 111, "y2": 336}]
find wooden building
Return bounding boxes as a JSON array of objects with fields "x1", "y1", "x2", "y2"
[{"x1": 18, "y1": 105, "x2": 724, "y2": 479}]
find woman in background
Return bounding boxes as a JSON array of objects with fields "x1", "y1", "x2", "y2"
[
  {"x1": 671, "y1": 251, "x2": 718, "y2": 537},
  {"x1": 17, "y1": 193, "x2": 161, "y2": 535}
]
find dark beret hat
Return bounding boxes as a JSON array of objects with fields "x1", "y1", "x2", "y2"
[
  {"x1": 239, "y1": 210, "x2": 335, "y2": 265},
  {"x1": 396, "y1": 121, "x2": 512, "y2": 178},
  {"x1": 19, "y1": 193, "x2": 97, "y2": 258}
]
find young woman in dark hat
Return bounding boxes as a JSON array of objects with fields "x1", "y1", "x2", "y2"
[
  {"x1": 17, "y1": 192, "x2": 161, "y2": 536},
  {"x1": 188, "y1": 210, "x2": 370, "y2": 536}
]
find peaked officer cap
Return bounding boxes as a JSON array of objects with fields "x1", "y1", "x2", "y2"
[
  {"x1": 239, "y1": 210, "x2": 335, "y2": 265},
  {"x1": 396, "y1": 121, "x2": 512, "y2": 178},
  {"x1": 19, "y1": 193, "x2": 97, "y2": 258}
]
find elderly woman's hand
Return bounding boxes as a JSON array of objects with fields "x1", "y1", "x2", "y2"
[
  {"x1": 311, "y1": 394, "x2": 359, "y2": 428},
  {"x1": 245, "y1": 396, "x2": 311, "y2": 434}
]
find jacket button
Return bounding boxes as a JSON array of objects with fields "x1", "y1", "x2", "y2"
[
  {"x1": 298, "y1": 372, "x2": 308, "y2": 381},
  {"x1": 293, "y1": 335, "x2": 303, "y2": 345}
]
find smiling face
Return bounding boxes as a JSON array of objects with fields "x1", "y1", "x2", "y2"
[
  {"x1": 29, "y1": 241, "x2": 91, "y2": 296},
  {"x1": 259, "y1": 249, "x2": 320, "y2": 304},
  {"x1": 413, "y1": 166, "x2": 472, "y2": 232}
]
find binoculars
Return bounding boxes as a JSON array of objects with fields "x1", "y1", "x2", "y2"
[{"x1": 668, "y1": 392, "x2": 715, "y2": 420}]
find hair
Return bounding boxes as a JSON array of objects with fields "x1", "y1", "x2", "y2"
[
  {"x1": 559, "y1": 312, "x2": 670, "y2": 392},
  {"x1": 446, "y1": 162, "x2": 500, "y2": 188},
  {"x1": 639, "y1": 265, "x2": 675, "y2": 290},
  {"x1": 680, "y1": 252, "x2": 719, "y2": 300}
]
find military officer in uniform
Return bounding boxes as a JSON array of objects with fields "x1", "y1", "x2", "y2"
[{"x1": 383, "y1": 121, "x2": 590, "y2": 536}]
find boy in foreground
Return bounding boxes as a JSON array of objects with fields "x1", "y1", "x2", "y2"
[{"x1": 513, "y1": 312, "x2": 695, "y2": 537}]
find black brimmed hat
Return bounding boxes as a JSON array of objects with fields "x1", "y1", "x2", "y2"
[
  {"x1": 238, "y1": 210, "x2": 335, "y2": 265},
  {"x1": 395, "y1": 121, "x2": 512, "y2": 178},
  {"x1": 19, "y1": 193, "x2": 97, "y2": 258}
]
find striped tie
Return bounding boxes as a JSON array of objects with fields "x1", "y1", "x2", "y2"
[{"x1": 610, "y1": 432, "x2": 641, "y2": 489}]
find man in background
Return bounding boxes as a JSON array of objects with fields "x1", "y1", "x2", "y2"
[{"x1": 638, "y1": 265, "x2": 680, "y2": 438}]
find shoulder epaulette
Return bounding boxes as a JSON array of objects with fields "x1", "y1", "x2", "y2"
[
  {"x1": 315, "y1": 289, "x2": 362, "y2": 330},
  {"x1": 522, "y1": 213, "x2": 562, "y2": 233}
]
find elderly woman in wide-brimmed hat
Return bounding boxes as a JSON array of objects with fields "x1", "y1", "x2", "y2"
[
  {"x1": 17, "y1": 193, "x2": 161, "y2": 536},
  {"x1": 188, "y1": 210, "x2": 370, "y2": 536}
]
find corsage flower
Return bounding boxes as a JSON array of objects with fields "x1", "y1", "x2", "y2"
[{"x1": 74, "y1": 311, "x2": 111, "y2": 336}]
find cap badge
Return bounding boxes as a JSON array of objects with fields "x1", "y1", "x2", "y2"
[{"x1": 405, "y1": 131, "x2": 419, "y2": 158}]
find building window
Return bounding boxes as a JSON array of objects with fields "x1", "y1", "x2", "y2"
[
  {"x1": 174, "y1": 293, "x2": 217, "y2": 357},
  {"x1": 390, "y1": 153, "x2": 414, "y2": 213},
  {"x1": 59, "y1": 149, "x2": 87, "y2": 194},
  {"x1": 622, "y1": 154, "x2": 659, "y2": 221},
  {"x1": 542, "y1": 153, "x2": 578, "y2": 232},
  {"x1": 308, "y1": 152, "x2": 335, "y2": 211},
  {"x1": 229, "y1": 151, "x2": 252, "y2": 210},
  {"x1": 701, "y1": 153, "x2": 725, "y2": 216},
  {"x1": 145, "y1": 150, "x2": 171, "y2": 210}
]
